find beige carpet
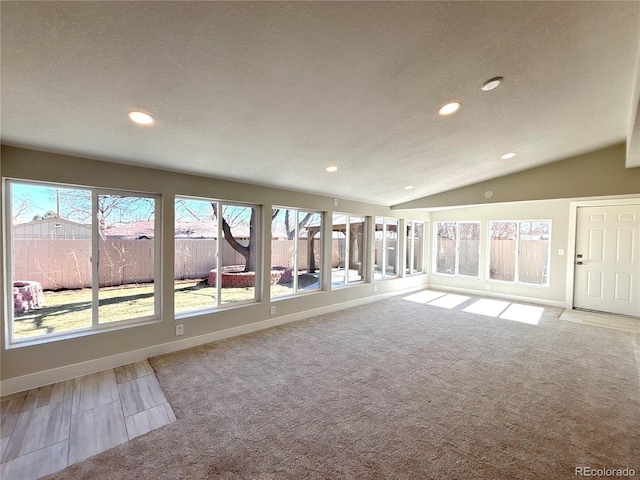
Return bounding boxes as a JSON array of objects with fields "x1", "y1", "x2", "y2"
[{"x1": 44, "y1": 294, "x2": 640, "y2": 479}]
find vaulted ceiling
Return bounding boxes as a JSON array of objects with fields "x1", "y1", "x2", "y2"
[{"x1": 2, "y1": 2, "x2": 639, "y2": 206}]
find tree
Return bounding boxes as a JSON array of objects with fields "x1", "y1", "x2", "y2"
[
  {"x1": 13, "y1": 195, "x2": 32, "y2": 221},
  {"x1": 275, "y1": 209, "x2": 318, "y2": 273},
  {"x1": 211, "y1": 204, "x2": 279, "y2": 273},
  {"x1": 32, "y1": 210, "x2": 57, "y2": 221},
  {"x1": 211, "y1": 203, "x2": 252, "y2": 272},
  {"x1": 284, "y1": 210, "x2": 313, "y2": 240},
  {"x1": 56, "y1": 189, "x2": 154, "y2": 232}
]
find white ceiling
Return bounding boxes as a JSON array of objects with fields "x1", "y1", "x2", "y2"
[{"x1": 2, "y1": 2, "x2": 639, "y2": 206}]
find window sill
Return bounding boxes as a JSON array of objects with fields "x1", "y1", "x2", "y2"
[
  {"x1": 487, "y1": 280, "x2": 549, "y2": 289},
  {"x1": 6, "y1": 316, "x2": 162, "y2": 349},
  {"x1": 175, "y1": 299, "x2": 260, "y2": 320}
]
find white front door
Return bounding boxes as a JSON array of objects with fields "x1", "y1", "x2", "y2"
[{"x1": 574, "y1": 204, "x2": 640, "y2": 317}]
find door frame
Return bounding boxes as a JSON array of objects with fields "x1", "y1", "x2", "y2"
[{"x1": 566, "y1": 195, "x2": 640, "y2": 311}]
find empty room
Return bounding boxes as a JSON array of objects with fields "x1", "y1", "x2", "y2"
[{"x1": 1, "y1": 2, "x2": 639, "y2": 479}]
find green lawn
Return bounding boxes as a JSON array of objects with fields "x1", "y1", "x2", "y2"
[{"x1": 13, "y1": 281, "x2": 294, "y2": 340}]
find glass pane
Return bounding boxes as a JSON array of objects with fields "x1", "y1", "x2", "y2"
[
  {"x1": 98, "y1": 193, "x2": 156, "y2": 324},
  {"x1": 271, "y1": 208, "x2": 295, "y2": 298},
  {"x1": 348, "y1": 216, "x2": 366, "y2": 283},
  {"x1": 490, "y1": 221, "x2": 517, "y2": 281},
  {"x1": 174, "y1": 198, "x2": 218, "y2": 313},
  {"x1": 436, "y1": 222, "x2": 456, "y2": 274},
  {"x1": 11, "y1": 182, "x2": 93, "y2": 339},
  {"x1": 332, "y1": 213, "x2": 347, "y2": 287},
  {"x1": 458, "y1": 222, "x2": 480, "y2": 277},
  {"x1": 298, "y1": 211, "x2": 322, "y2": 292},
  {"x1": 518, "y1": 221, "x2": 551, "y2": 285},
  {"x1": 412, "y1": 222, "x2": 424, "y2": 273},
  {"x1": 405, "y1": 221, "x2": 413, "y2": 274},
  {"x1": 374, "y1": 218, "x2": 384, "y2": 279},
  {"x1": 385, "y1": 220, "x2": 398, "y2": 278},
  {"x1": 220, "y1": 204, "x2": 257, "y2": 304}
]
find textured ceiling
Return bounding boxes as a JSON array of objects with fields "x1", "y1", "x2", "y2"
[{"x1": 1, "y1": 2, "x2": 639, "y2": 206}]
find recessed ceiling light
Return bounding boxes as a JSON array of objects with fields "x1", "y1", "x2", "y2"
[
  {"x1": 128, "y1": 111, "x2": 154, "y2": 125},
  {"x1": 438, "y1": 102, "x2": 461, "y2": 116},
  {"x1": 501, "y1": 152, "x2": 517, "y2": 160},
  {"x1": 481, "y1": 77, "x2": 503, "y2": 91},
  {"x1": 326, "y1": 165, "x2": 338, "y2": 172},
  {"x1": 404, "y1": 185, "x2": 414, "y2": 190}
]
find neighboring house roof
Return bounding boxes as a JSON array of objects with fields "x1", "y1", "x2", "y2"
[
  {"x1": 13, "y1": 218, "x2": 90, "y2": 229},
  {"x1": 102, "y1": 220, "x2": 156, "y2": 239},
  {"x1": 103, "y1": 220, "x2": 251, "y2": 239},
  {"x1": 13, "y1": 218, "x2": 92, "y2": 239}
]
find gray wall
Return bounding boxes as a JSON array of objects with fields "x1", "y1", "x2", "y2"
[
  {"x1": 1, "y1": 146, "x2": 429, "y2": 384},
  {"x1": 428, "y1": 199, "x2": 570, "y2": 303},
  {"x1": 2, "y1": 143, "x2": 639, "y2": 388},
  {"x1": 393, "y1": 143, "x2": 640, "y2": 209}
]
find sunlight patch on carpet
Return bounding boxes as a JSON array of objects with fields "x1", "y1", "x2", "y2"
[
  {"x1": 499, "y1": 303, "x2": 543, "y2": 325},
  {"x1": 402, "y1": 290, "x2": 447, "y2": 304},
  {"x1": 463, "y1": 298, "x2": 510, "y2": 317},
  {"x1": 426, "y1": 294, "x2": 471, "y2": 309}
]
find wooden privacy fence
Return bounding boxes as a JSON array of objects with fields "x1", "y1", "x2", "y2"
[
  {"x1": 436, "y1": 239, "x2": 549, "y2": 283},
  {"x1": 175, "y1": 239, "x2": 218, "y2": 280},
  {"x1": 13, "y1": 239, "x2": 94, "y2": 290},
  {"x1": 13, "y1": 238, "x2": 326, "y2": 290},
  {"x1": 14, "y1": 237, "x2": 425, "y2": 291},
  {"x1": 490, "y1": 239, "x2": 550, "y2": 284},
  {"x1": 13, "y1": 239, "x2": 245, "y2": 290}
]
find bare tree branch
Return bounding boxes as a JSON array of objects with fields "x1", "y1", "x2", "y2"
[
  {"x1": 211, "y1": 203, "x2": 251, "y2": 269},
  {"x1": 12, "y1": 195, "x2": 31, "y2": 220}
]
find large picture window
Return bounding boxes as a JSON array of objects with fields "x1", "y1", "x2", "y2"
[
  {"x1": 406, "y1": 220, "x2": 424, "y2": 275},
  {"x1": 7, "y1": 180, "x2": 160, "y2": 344},
  {"x1": 332, "y1": 213, "x2": 366, "y2": 286},
  {"x1": 271, "y1": 208, "x2": 322, "y2": 298},
  {"x1": 175, "y1": 197, "x2": 259, "y2": 315},
  {"x1": 435, "y1": 221, "x2": 480, "y2": 277},
  {"x1": 374, "y1": 217, "x2": 398, "y2": 280},
  {"x1": 489, "y1": 220, "x2": 551, "y2": 285}
]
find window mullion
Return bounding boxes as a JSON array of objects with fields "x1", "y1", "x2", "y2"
[
  {"x1": 92, "y1": 190, "x2": 99, "y2": 328},
  {"x1": 409, "y1": 222, "x2": 414, "y2": 274},
  {"x1": 381, "y1": 220, "x2": 387, "y2": 279},
  {"x1": 344, "y1": 215, "x2": 350, "y2": 282},
  {"x1": 455, "y1": 223, "x2": 460, "y2": 276},
  {"x1": 293, "y1": 210, "x2": 299, "y2": 294},
  {"x1": 515, "y1": 221, "x2": 521, "y2": 284},
  {"x1": 216, "y1": 202, "x2": 222, "y2": 307}
]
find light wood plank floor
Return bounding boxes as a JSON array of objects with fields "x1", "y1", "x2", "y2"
[
  {"x1": 1, "y1": 360, "x2": 176, "y2": 480},
  {"x1": 560, "y1": 308, "x2": 640, "y2": 333}
]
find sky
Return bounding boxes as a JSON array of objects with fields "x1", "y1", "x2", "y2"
[
  {"x1": 10, "y1": 182, "x2": 253, "y2": 226},
  {"x1": 11, "y1": 183, "x2": 61, "y2": 223}
]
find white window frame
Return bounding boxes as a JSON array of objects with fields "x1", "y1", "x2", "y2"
[
  {"x1": 433, "y1": 221, "x2": 480, "y2": 277},
  {"x1": 406, "y1": 220, "x2": 425, "y2": 275},
  {"x1": 5, "y1": 179, "x2": 161, "y2": 347},
  {"x1": 374, "y1": 217, "x2": 399, "y2": 281},
  {"x1": 270, "y1": 206, "x2": 323, "y2": 298},
  {"x1": 174, "y1": 196, "x2": 260, "y2": 317},
  {"x1": 487, "y1": 220, "x2": 551, "y2": 286},
  {"x1": 332, "y1": 213, "x2": 367, "y2": 287}
]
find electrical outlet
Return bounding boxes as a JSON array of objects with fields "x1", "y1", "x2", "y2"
[
  {"x1": 270, "y1": 305, "x2": 276, "y2": 315},
  {"x1": 374, "y1": 285, "x2": 378, "y2": 293},
  {"x1": 175, "y1": 324, "x2": 184, "y2": 336}
]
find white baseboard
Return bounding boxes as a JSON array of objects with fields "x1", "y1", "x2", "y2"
[
  {"x1": 1, "y1": 285, "x2": 425, "y2": 396},
  {"x1": 425, "y1": 284, "x2": 568, "y2": 309}
]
